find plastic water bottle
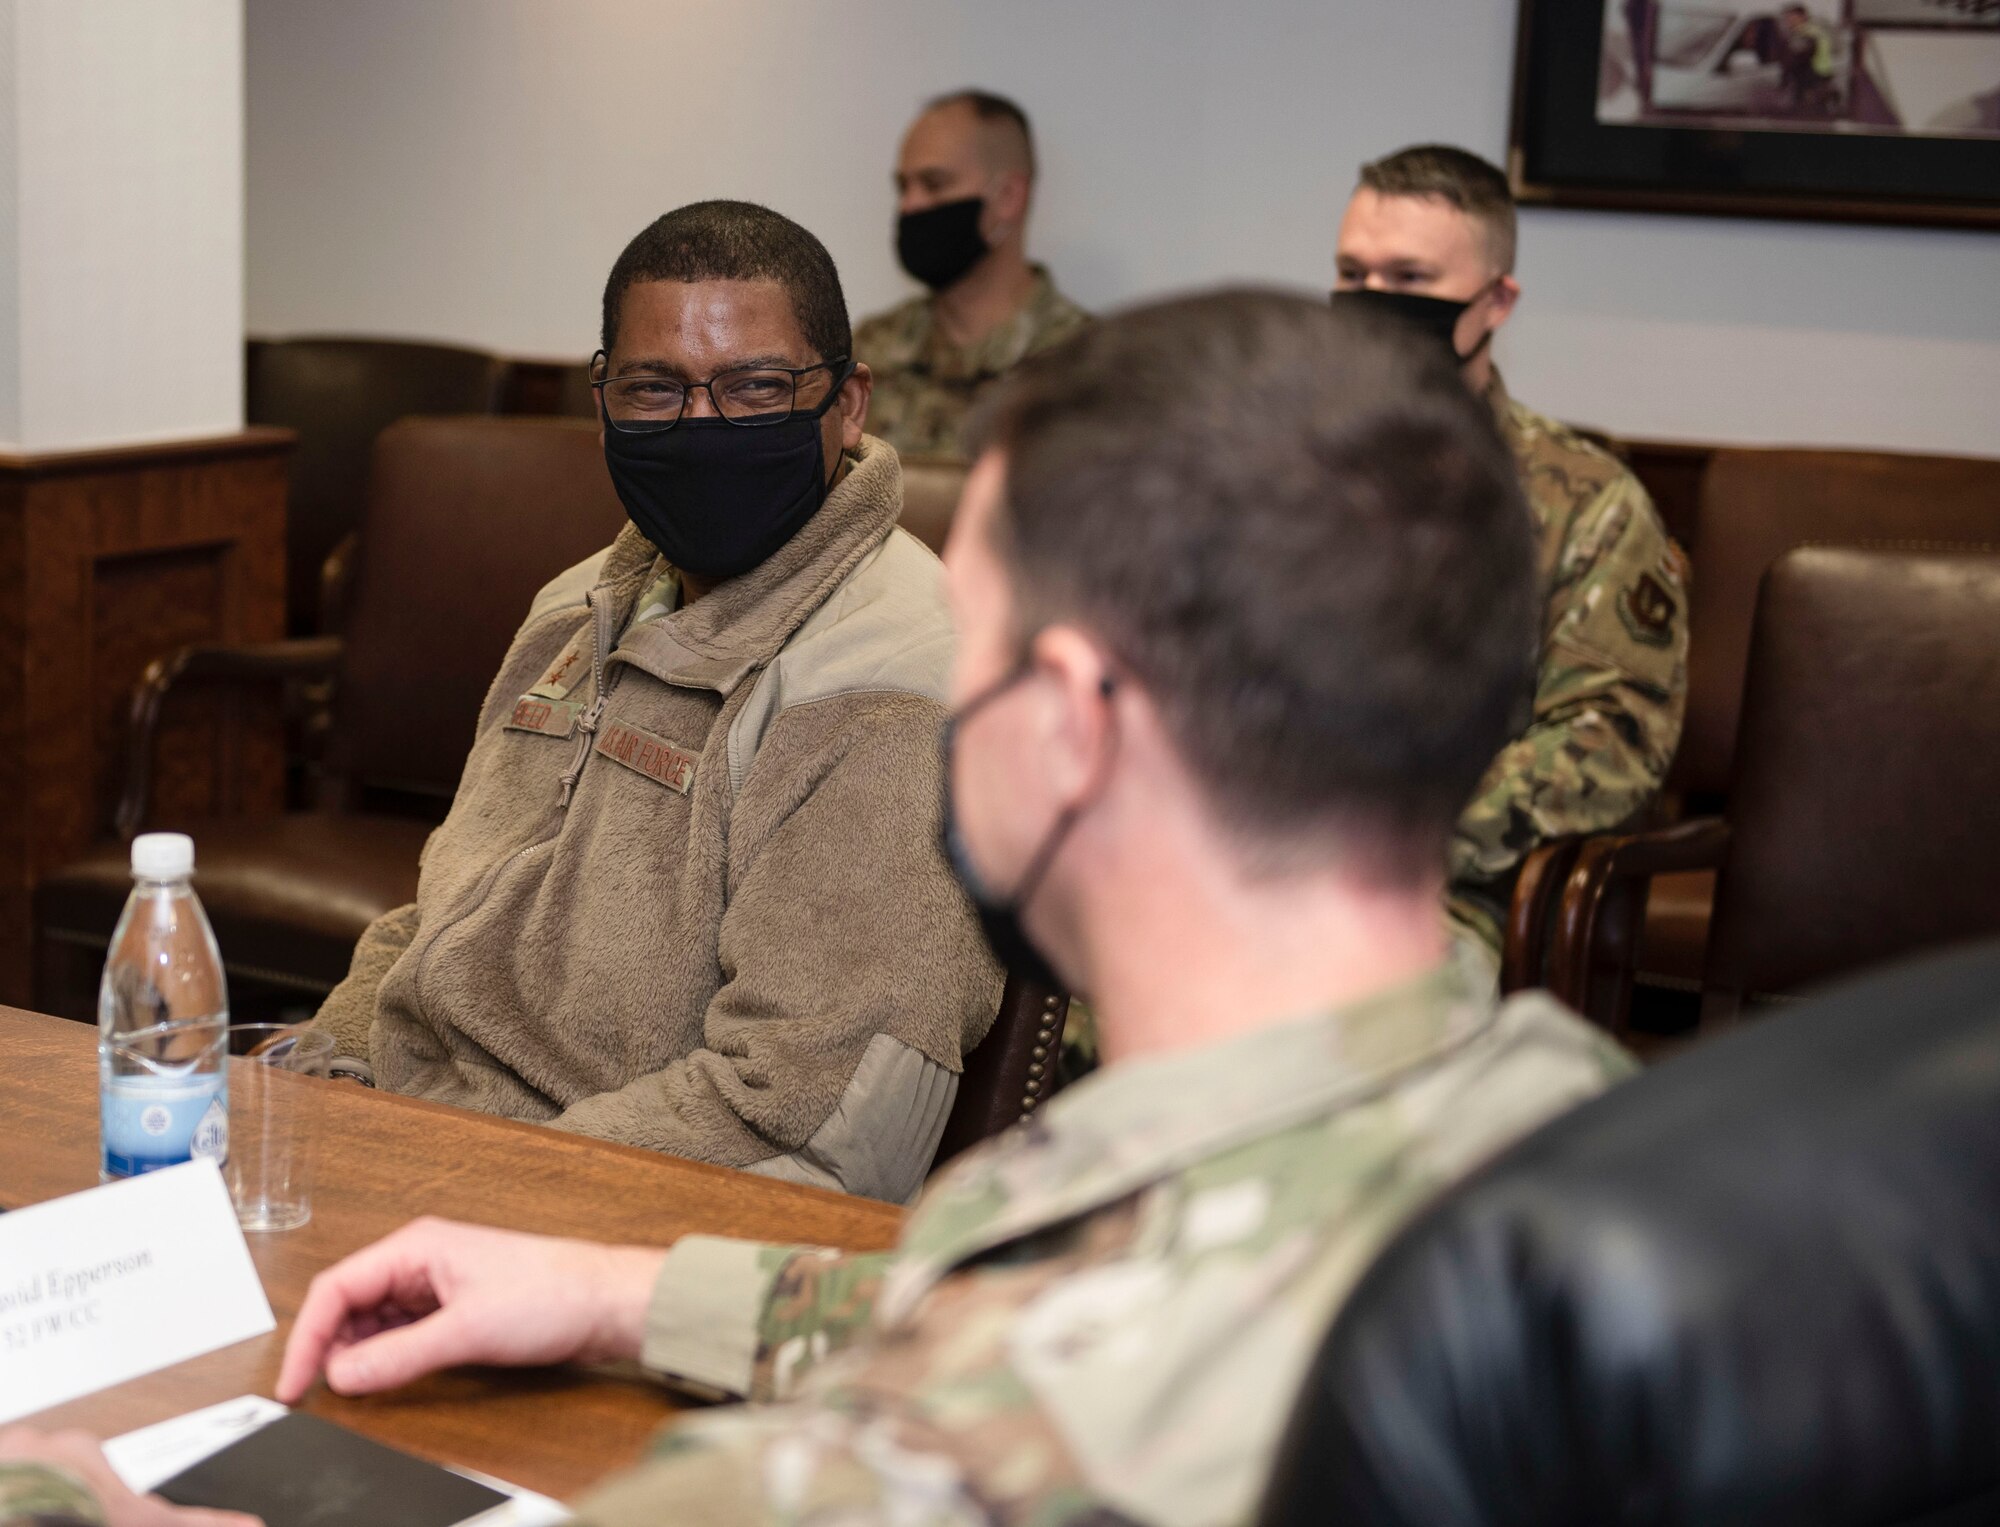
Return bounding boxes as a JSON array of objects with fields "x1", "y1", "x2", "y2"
[{"x1": 98, "y1": 832, "x2": 230, "y2": 1181}]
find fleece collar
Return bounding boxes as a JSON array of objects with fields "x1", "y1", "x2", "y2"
[{"x1": 598, "y1": 435, "x2": 905, "y2": 697}]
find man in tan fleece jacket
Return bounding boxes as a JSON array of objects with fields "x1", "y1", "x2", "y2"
[{"x1": 314, "y1": 201, "x2": 999, "y2": 1203}]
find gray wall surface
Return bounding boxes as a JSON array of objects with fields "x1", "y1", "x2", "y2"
[{"x1": 246, "y1": 0, "x2": 2000, "y2": 455}]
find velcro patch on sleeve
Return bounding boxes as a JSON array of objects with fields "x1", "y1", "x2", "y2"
[
  {"x1": 1617, "y1": 570, "x2": 1679, "y2": 648},
  {"x1": 504, "y1": 695, "x2": 583, "y2": 739},
  {"x1": 594, "y1": 719, "x2": 698, "y2": 795}
]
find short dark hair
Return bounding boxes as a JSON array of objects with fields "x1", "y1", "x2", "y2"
[
  {"x1": 925, "y1": 88, "x2": 1037, "y2": 180},
  {"x1": 968, "y1": 291, "x2": 1537, "y2": 887},
  {"x1": 1358, "y1": 144, "x2": 1517, "y2": 273},
  {"x1": 600, "y1": 200, "x2": 852, "y2": 362}
]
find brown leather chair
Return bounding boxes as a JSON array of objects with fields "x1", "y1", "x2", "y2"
[
  {"x1": 247, "y1": 337, "x2": 506, "y2": 634},
  {"x1": 1547, "y1": 547, "x2": 2000, "y2": 1033},
  {"x1": 1511, "y1": 446, "x2": 2000, "y2": 1001},
  {"x1": 35, "y1": 416, "x2": 628, "y2": 1018},
  {"x1": 896, "y1": 454, "x2": 969, "y2": 555},
  {"x1": 1614, "y1": 436, "x2": 1714, "y2": 554},
  {"x1": 497, "y1": 357, "x2": 599, "y2": 420},
  {"x1": 933, "y1": 977, "x2": 1071, "y2": 1169}
]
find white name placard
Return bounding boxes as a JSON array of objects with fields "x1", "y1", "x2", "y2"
[{"x1": 0, "y1": 1160, "x2": 275, "y2": 1424}]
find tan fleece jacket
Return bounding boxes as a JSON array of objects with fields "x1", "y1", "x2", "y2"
[{"x1": 314, "y1": 438, "x2": 1000, "y2": 1202}]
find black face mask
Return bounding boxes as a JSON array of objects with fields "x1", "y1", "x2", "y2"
[
  {"x1": 939, "y1": 665, "x2": 1113, "y2": 993},
  {"x1": 601, "y1": 370, "x2": 851, "y2": 582},
  {"x1": 897, "y1": 197, "x2": 991, "y2": 291},
  {"x1": 1330, "y1": 284, "x2": 1497, "y2": 366}
]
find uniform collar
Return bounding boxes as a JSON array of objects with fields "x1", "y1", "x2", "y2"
[
  {"x1": 1485, "y1": 366, "x2": 1521, "y2": 442},
  {"x1": 911, "y1": 265, "x2": 1067, "y2": 383},
  {"x1": 882, "y1": 950, "x2": 1498, "y2": 1325}
]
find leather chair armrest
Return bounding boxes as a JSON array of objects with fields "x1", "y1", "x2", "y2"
[
  {"x1": 1502, "y1": 837, "x2": 1585, "y2": 994},
  {"x1": 1547, "y1": 817, "x2": 1732, "y2": 1037},
  {"x1": 317, "y1": 531, "x2": 360, "y2": 636},
  {"x1": 117, "y1": 636, "x2": 344, "y2": 841}
]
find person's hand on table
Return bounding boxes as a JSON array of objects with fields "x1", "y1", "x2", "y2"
[
  {"x1": 0, "y1": 1427, "x2": 262, "y2": 1527},
  {"x1": 276, "y1": 1217, "x2": 669, "y2": 1403}
]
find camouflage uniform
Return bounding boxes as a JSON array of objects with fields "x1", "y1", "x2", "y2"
[
  {"x1": 1447, "y1": 373, "x2": 1689, "y2": 953},
  {"x1": 854, "y1": 266, "x2": 1089, "y2": 460},
  {"x1": 1061, "y1": 377, "x2": 1685, "y2": 1076},
  {"x1": 575, "y1": 954, "x2": 1634, "y2": 1526},
  {"x1": 0, "y1": 1463, "x2": 103, "y2": 1526},
  {"x1": 1, "y1": 964, "x2": 1627, "y2": 1527}
]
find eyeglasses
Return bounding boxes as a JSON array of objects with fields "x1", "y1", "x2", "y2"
[{"x1": 590, "y1": 352, "x2": 855, "y2": 433}]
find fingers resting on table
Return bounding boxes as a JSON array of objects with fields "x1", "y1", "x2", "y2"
[{"x1": 275, "y1": 1217, "x2": 671, "y2": 1404}]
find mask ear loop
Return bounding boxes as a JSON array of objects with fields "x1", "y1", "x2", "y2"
[
  {"x1": 806, "y1": 357, "x2": 860, "y2": 488},
  {"x1": 1456, "y1": 276, "x2": 1506, "y2": 366},
  {"x1": 1004, "y1": 670, "x2": 1120, "y2": 911}
]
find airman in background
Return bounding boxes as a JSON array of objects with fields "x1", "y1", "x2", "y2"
[
  {"x1": 1333, "y1": 142, "x2": 1688, "y2": 962},
  {"x1": 855, "y1": 89, "x2": 1088, "y2": 459}
]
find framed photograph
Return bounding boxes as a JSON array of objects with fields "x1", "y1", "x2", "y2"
[{"x1": 1510, "y1": 0, "x2": 2000, "y2": 226}]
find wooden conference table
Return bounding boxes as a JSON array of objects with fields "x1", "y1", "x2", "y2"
[{"x1": 0, "y1": 1009, "x2": 905, "y2": 1501}]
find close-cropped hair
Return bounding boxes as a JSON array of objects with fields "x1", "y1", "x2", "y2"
[
  {"x1": 1359, "y1": 143, "x2": 1518, "y2": 274},
  {"x1": 600, "y1": 200, "x2": 852, "y2": 362},
  {"x1": 926, "y1": 88, "x2": 1037, "y2": 180},
  {"x1": 968, "y1": 290, "x2": 1538, "y2": 888}
]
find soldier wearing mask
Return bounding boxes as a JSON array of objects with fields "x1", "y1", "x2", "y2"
[
  {"x1": 854, "y1": 89, "x2": 1089, "y2": 460},
  {"x1": 1332, "y1": 144, "x2": 1689, "y2": 967},
  {"x1": 307, "y1": 200, "x2": 1000, "y2": 1203},
  {"x1": 92, "y1": 292, "x2": 1626, "y2": 1527},
  {"x1": 0, "y1": 293, "x2": 1639, "y2": 1527}
]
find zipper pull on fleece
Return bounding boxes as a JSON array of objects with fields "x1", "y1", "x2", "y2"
[
  {"x1": 557, "y1": 586, "x2": 618, "y2": 811},
  {"x1": 557, "y1": 691, "x2": 610, "y2": 809}
]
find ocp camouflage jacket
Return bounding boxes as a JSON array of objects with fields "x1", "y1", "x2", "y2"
[
  {"x1": 575, "y1": 956, "x2": 1635, "y2": 1526},
  {"x1": 1448, "y1": 373, "x2": 1690, "y2": 951}
]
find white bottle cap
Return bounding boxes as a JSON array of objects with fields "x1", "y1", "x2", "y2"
[{"x1": 130, "y1": 832, "x2": 195, "y2": 880}]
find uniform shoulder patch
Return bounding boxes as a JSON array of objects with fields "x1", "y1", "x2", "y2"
[{"x1": 1618, "y1": 570, "x2": 1679, "y2": 648}]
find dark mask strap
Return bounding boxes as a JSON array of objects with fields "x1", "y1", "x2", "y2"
[
  {"x1": 1456, "y1": 277, "x2": 1505, "y2": 366},
  {"x1": 996, "y1": 671, "x2": 1119, "y2": 911},
  {"x1": 807, "y1": 358, "x2": 858, "y2": 491},
  {"x1": 954, "y1": 661, "x2": 1119, "y2": 910}
]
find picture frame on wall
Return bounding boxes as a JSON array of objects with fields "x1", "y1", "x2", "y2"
[{"x1": 1509, "y1": 0, "x2": 2000, "y2": 227}]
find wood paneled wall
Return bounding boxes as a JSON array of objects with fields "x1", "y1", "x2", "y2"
[{"x1": 0, "y1": 430, "x2": 292, "y2": 1005}]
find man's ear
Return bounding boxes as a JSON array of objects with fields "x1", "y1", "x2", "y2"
[
  {"x1": 838, "y1": 362, "x2": 873, "y2": 451},
  {"x1": 986, "y1": 170, "x2": 1032, "y2": 240},
  {"x1": 1027, "y1": 623, "x2": 1119, "y2": 804},
  {"x1": 1487, "y1": 275, "x2": 1523, "y2": 333}
]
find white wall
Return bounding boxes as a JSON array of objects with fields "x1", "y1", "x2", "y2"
[
  {"x1": 0, "y1": 0, "x2": 243, "y2": 453},
  {"x1": 245, "y1": 0, "x2": 2000, "y2": 458},
  {"x1": 0, "y1": 6, "x2": 21, "y2": 448}
]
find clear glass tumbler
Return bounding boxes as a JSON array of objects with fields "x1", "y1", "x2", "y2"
[{"x1": 224, "y1": 1023, "x2": 335, "y2": 1231}]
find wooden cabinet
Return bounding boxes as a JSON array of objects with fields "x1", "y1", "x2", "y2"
[{"x1": 0, "y1": 429, "x2": 292, "y2": 1005}]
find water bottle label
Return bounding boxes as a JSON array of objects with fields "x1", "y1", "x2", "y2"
[
  {"x1": 101, "y1": 1074, "x2": 228, "y2": 1178},
  {"x1": 190, "y1": 1095, "x2": 229, "y2": 1163}
]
